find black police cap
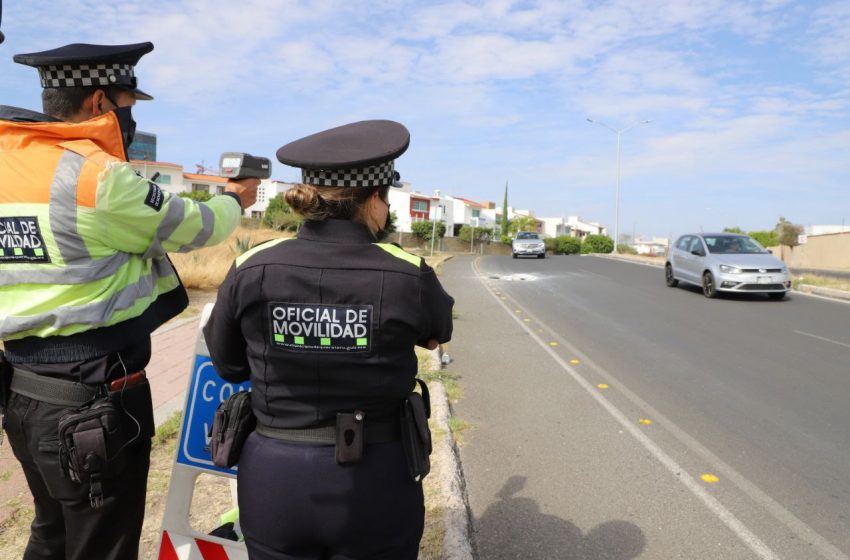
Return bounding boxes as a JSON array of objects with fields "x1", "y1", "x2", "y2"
[
  {"x1": 13, "y1": 42, "x2": 154, "y2": 100},
  {"x1": 277, "y1": 120, "x2": 410, "y2": 188}
]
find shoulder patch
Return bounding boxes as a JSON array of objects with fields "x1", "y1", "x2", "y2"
[
  {"x1": 373, "y1": 243, "x2": 421, "y2": 268},
  {"x1": 144, "y1": 182, "x2": 164, "y2": 211},
  {"x1": 235, "y1": 237, "x2": 292, "y2": 268},
  {"x1": 0, "y1": 217, "x2": 51, "y2": 263}
]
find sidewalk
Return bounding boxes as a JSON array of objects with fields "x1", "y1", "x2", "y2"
[{"x1": 0, "y1": 316, "x2": 201, "y2": 527}]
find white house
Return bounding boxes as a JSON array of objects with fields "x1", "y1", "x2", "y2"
[
  {"x1": 538, "y1": 217, "x2": 574, "y2": 238},
  {"x1": 566, "y1": 216, "x2": 607, "y2": 239},
  {"x1": 633, "y1": 237, "x2": 670, "y2": 256},
  {"x1": 388, "y1": 182, "x2": 437, "y2": 233},
  {"x1": 129, "y1": 160, "x2": 184, "y2": 194},
  {"x1": 245, "y1": 180, "x2": 296, "y2": 219}
]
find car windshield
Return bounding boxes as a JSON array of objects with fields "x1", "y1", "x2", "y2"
[
  {"x1": 703, "y1": 236, "x2": 766, "y2": 254},
  {"x1": 516, "y1": 232, "x2": 539, "y2": 240}
]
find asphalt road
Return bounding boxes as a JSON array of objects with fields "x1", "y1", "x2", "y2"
[{"x1": 440, "y1": 254, "x2": 850, "y2": 560}]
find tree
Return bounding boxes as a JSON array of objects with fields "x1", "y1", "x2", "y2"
[
  {"x1": 723, "y1": 227, "x2": 744, "y2": 234},
  {"x1": 581, "y1": 234, "x2": 614, "y2": 254},
  {"x1": 179, "y1": 190, "x2": 212, "y2": 202},
  {"x1": 509, "y1": 215, "x2": 538, "y2": 236},
  {"x1": 775, "y1": 217, "x2": 803, "y2": 248},
  {"x1": 500, "y1": 181, "x2": 509, "y2": 238},
  {"x1": 748, "y1": 230, "x2": 778, "y2": 247}
]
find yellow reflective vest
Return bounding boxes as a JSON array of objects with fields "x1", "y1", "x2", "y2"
[{"x1": 0, "y1": 107, "x2": 241, "y2": 359}]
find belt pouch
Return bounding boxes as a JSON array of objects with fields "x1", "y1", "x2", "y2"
[
  {"x1": 109, "y1": 379, "x2": 155, "y2": 439},
  {"x1": 335, "y1": 411, "x2": 364, "y2": 464},
  {"x1": 209, "y1": 391, "x2": 255, "y2": 468},
  {"x1": 400, "y1": 379, "x2": 432, "y2": 482},
  {"x1": 58, "y1": 399, "x2": 128, "y2": 507}
]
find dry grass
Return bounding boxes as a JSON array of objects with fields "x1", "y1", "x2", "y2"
[
  {"x1": 793, "y1": 274, "x2": 850, "y2": 292},
  {"x1": 169, "y1": 226, "x2": 293, "y2": 290}
]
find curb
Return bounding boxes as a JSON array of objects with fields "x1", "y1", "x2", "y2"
[{"x1": 428, "y1": 347, "x2": 475, "y2": 560}]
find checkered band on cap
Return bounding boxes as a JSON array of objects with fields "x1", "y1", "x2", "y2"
[
  {"x1": 302, "y1": 161, "x2": 396, "y2": 188},
  {"x1": 38, "y1": 63, "x2": 134, "y2": 88}
]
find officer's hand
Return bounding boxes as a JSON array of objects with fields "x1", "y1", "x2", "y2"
[
  {"x1": 424, "y1": 339, "x2": 439, "y2": 350},
  {"x1": 225, "y1": 178, "x2": 260, "y2": 209}
]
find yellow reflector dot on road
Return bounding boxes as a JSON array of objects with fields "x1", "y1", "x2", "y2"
[
  {"x1": 523, "y1": 318, "x2": 530, "y2": 323},
  {"x1": 570, "y1": 359, "x2": 580, "y2": 365},
  {"x1": 597, "y1": 383, "x2": 609, "y2": 389},
  {"x1": 639, "y1": 418, "x2": 653, "y2": 425},
  {"x1": 549, "y1": 342, "x2": 559, "y2": 347},
  {"x1": 515, "y1": 309, "x2": 522, "y2": 313},
  {"x1": 701, "y1": 474, "x2": 720, "y2": 483}
]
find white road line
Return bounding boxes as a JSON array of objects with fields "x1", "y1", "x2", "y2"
[
  {"x1": 474, "y1": 258, "x2": 850, "y2": 560},
  {"x1": 794, "y1": 330, "x2": 850, "y2": 349}
]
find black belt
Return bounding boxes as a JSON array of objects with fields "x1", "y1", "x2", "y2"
[
  {"x1": 256, "y1": 420, "x2": 400, "y2": 445},
  {"x1": 10, "y1": 367, "x2": 99, "y2": 407}
]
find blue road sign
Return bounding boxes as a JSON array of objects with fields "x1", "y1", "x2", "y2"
[{"x1": 176, "y1": 354, "x2": 250, "y2": 476}]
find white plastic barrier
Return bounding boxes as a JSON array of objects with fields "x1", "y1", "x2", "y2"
[{"x1": 156, "y1": 304, "x2": 250, "y2": 560}]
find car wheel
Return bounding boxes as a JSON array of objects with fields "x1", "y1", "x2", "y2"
[
  {"x1": 512, "y1": 252, "x2": 517, "y2": 259},
  {"x1": 768, "y1": 292, "x2": 786, "y2": 300},
  {"x1": 538, "y1": 253, "x2": 545, "y2": 259},
  {"x1": 665, "y1": 264, "x2": 678, "y2": 287},
  {"x1": 702, "y1": 271, "x2": 718, "y2": 298}
]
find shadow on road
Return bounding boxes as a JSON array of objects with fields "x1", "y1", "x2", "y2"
[{"x1": 475, "y1": 475, "x2": 646, "y2": 559}]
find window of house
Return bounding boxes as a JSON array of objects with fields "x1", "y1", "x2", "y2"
[
  {"x1": 412, "y1": 200, "x2": 428, "y2": 212},
  {"x1": 472, "y1": 209, "x2": 480, "y2": 218},
  {"x1": 215, "y1": 186, "x2": 225, "y2": 195},
  {"x1": 192, "y1": 183, "x2": 209, "y2": 193},
  {"x1": 154, "y1": 174, "x2": 171, "y2": 185}
]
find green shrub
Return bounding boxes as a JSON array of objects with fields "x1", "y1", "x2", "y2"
[
  {"x1": 581, "y1": 234, "x2": 614, "y2": 254},
  {"x1": 544, "y1": 238, "x2": 558, "y2": 253},
  {"x1": 556, "y1": 236, "x2": 581, "y2": 254},
  {"x1": 458, "y1": 225, "x2": 491, "y2": 242},
  {"x1": 500, "y1": 235, "x2": 512, "y2": 245},
  {"x1": 617, "y1": 243, "x2": 638, "y2": 255},
  {"x1": 411, "y1": 220, "x2": 446, "y2": 242}
]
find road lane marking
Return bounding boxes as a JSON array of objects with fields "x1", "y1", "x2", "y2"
[
  {"x1": 702, "y1": 474, "x2": 721, "y2": 483},
  {"x1": 472, "y1": 259, "x2": 850, "y2": 560},
  {"x1": 794, "y1": 330, "x2": 850, "y2": 350},
  {"x1": 570, "y1": 359, "x2": 581, "y2": 365},
  {"x1": 597, "y1": 383, "x2": 609, "y2": 389},
  {"x1": 639, "y1": 418, "x2": 653, "y2": 425}
]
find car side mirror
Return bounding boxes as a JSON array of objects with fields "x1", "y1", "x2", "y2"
[
  {"x1": 767, "y1": 249, "x2": 773, "y2": 254},
  {"x1": 691, "y1": 250, "x2": 705, "y2": 257}
]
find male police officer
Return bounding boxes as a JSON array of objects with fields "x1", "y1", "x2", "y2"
[{"x1": 0, "y1": 42, "x2": 258, "y2": 559}]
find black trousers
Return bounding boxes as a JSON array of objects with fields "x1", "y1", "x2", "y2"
[
  {"x1": 238, "y1": 432, "x2": 424, "y2": 560},
  {"x1": 4, "y1": 391, "x2": 152, "y2": 560}
]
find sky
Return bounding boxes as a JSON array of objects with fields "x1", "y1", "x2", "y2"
[{"x1": 2, "y1": 0, "x2": 849, "y2": 239}]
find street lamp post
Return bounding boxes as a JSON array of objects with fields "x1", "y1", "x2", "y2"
[
  {"x1": 586, "y1": 118, "x2": 650, "y2": 253},
  {"x1": 430, "y1": 189, "x2": 441, "y2": 257}
]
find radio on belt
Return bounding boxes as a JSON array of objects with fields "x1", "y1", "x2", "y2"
[{"x1": 219, "y1": 152, "x2": 272, "y2": 180}]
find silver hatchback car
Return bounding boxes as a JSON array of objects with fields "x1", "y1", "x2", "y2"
[{"x1": 666, "y1": 233, "x2": 791, "y2": 299}]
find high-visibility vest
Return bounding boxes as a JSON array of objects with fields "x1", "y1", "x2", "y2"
[{"x1": 0, "y1": 110, "x2": 241, "y2": 342}]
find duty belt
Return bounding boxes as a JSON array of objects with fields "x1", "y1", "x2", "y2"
[
  {"x1": 256, "y1": 420, "x2": 400, "y2": 445},
  {"x1": 10, "y1": 368, "x2": 99, "y2": 407}
]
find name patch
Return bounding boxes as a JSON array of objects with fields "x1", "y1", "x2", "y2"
[
  {"x1": 269, "y1": 302, "x2": 373, "y2": 353},
  {"x1": 0, "y1": 217, "x2": 50, "y2": 263},
  {"x1": 144, "y1": 182, "x2": 164, "y2": 212}
]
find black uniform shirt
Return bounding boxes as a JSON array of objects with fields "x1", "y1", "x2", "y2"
[{"x1": 204, "y1": 219, "x2": 454, "y2": 428}]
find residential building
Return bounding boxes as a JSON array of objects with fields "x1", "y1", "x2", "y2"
[
  {"x1": 566, "y1": 216, "x2": 607, "y2": 239},
  {"x1": 633, "y1": 236, "x2": 670, "y2": 256},
  {"x1": 182, "y1": 172, "x2": 229, "y2": 196},
  {"x1": 388, "y1": 182, "x2": 437, "y2": 233},
  {"x1": 129, "y1": 160, "x2": 184, "y2": 194},
  {"x1": 245, "y1": 180, "x2": 297, "y2": 219},
  {"x1": 539, "y1": 217, "x2": 574, "y2": 238},
  {"x1": 805, "y1": 225, "x2": 850, "y2": 236}
]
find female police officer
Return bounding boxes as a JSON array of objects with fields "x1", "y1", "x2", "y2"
[{"x1": 203, "y1": 120, "x2": 454, "y2": 559}]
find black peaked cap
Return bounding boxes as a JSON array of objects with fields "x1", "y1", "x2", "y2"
[
  {"x1": 13, "y1": 42, "x2": 153, "y2": 67},
  {"x1": 277, "y1": 120, "x2": 410, "y2": 170},
  {"x1": 14, "y1": 42, "x2": 154, "y2": 100}
]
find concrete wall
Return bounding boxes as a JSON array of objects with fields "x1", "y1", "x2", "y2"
[{"x1": 769, "y1": 232, "x2": 850, "y2": 272}]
